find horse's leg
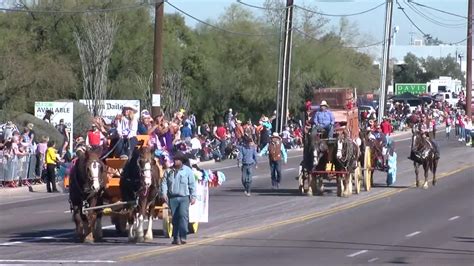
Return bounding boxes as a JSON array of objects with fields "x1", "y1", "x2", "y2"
[
  {"x1": 94, "y1": 211, "x2": 103, "y2": 241},
  {"x1": 145, "y1": 203, "x2": 154, "y2": 241},
  {"x1": 84, "y1": 211, "x2": 96, "y2": 243},
  {"x1": 136, "y1": 213, "x2": 145, "y2": 243},
  {"x1": 422, "y1": 162, "x2": 429, "y2": 189},
  {"x1": 73, "y1": 206, "x2": 85, "y2": 242},
  {"x1": 128, "y1": 210, "x2": 136, "y2": 242},
  {"x1": 414, "y1": 162, "x2": 420, "y2": 188},
  {"x1": 432, "y1": 158, "x2": 439, "y2": 186}
]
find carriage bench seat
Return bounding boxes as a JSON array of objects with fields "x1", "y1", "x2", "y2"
[{"x1": 105, "y1": 158, "x2": 128, "y2": 170}]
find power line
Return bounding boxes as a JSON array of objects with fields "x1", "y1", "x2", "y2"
[
  {"x1": 408, "y1": 0, "x2": 468, "y2": 19},
  {"x1": 165, "y1": 0, "x2": 276, "y2": 37},
  {"x1": 0, "y1": 2, "x2": 150, "y2": 14},
  {"x1": 295, "y1": 2, "x2": 385, "y2": 17},
  {"x1": 237, "y1": 0, "x2": 385, "y2": 17},
  {"x1": 404, "y1": 0, "x2": 465, "y2": 28}
]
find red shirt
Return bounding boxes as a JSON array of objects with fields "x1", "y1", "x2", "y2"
[
  {"x1": 380, "y1": 121, "x2": 392, "y2": 135},
  {"x1": 216, "y1": 126, "x2": 227, "y2": 140},
  {"x1": 87, "y1": 130, "x2": 101, "y2": 146}
]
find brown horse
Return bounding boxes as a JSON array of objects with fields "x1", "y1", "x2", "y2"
[
  {"x1": 69, "y1": 149, "x2": 108, "y2": 243},
  {"x1": 411, "y1": 127, "x2": 439, "y2": 189},
  {"x1": 336, "y1": 130, "x2": 360, "y2": 197},
  {"x1": 120, "y1": 146, "x2": 162, "y2": 242}
]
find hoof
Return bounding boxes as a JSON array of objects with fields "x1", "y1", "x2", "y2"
[
  {"x1": 128, "y1": 237, "x2": 137, "y2": 243},
  {"x1": 432, "y1": 180, "x2": 437, "y2": 186},
  {"x1": 136, "y1": 236, "x2": 145, "y2": 243},
  {"x1": 416, "y1": 181, "x2": 420, "y2": 188},
  {"x1": 84, "y1": 236, "x2": 94, "y2": 244},
  {"x1": 144, "y1": 235, "x2": 153, "y2": 242},
  {"x1": 422, "y1": 182, "x2": 429, "y2": 189}
]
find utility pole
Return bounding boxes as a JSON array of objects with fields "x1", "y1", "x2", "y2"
[
  {"x1": 377, "y1": 0, "x2": 393, "y2": 124},
  {"x1": 466, "y1": 0, "x2": 473, "y2": 118},
  {"x1": 276, "y1": 0, "x2": 294, "y2": 134},
  {"x1": 152, "y1": 0, "x2": 164, "y2": 117}
]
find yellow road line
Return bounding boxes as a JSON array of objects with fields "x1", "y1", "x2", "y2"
[{"x1": 119, "y1": 164, "x2": 473, "y2": 262}]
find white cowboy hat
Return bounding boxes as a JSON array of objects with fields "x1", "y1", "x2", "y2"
[
  {"x1": 320, "y1": 100, "x2": 329, "y2": 107},
  {"x1": 123, "y1": 103, "x2": 138, "y2": 111},
  {"x1": 272, "y1": 132, "x2": 280, "y2": 137},
  {"x1": 236, "y1": 119, "x2": 242, "y2": 124}
]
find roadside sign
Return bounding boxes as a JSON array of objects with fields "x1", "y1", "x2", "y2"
[
  {"x1": 79, "y1": 100, "x2": 140, "y2": 123},
  {"x1": 395, "y1": 83, "x2": 427, "y2": 95}
]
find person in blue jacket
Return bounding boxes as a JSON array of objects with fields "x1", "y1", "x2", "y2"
[{"x1": 312, "y1": 100, "x2": 335, "y2": 138}]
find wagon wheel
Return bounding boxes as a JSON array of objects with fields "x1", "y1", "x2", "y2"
[
  {"x1": 363, "y1": 146, "x2": 372, "y2": 192},
  {"x1": 354, "y1": 163, "x2": 362, "y2": 194},
  {"x1": 188, "y1": 222, "x2": 199, "y2": 234},
  {"x1": 162, "y1": 205, "x2": 173, "y2": 238},
  {"x1": 111, "y1": 214, "x2": 127, "y2": 234}
]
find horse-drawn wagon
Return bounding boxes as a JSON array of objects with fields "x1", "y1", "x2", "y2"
[{"x1": 298, "y1": 88, "x2": 368, "y2": 197}]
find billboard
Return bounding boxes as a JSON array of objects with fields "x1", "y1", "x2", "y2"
[
  {"x1": 395, "y1": 83, "x2": 427, "y2": 95},
  {"x1": 34, "y1": 102, "x2": 74, "y2": 152},
  {"x1": 79, "y1": 100, "x2": 141, "y2": 123}
]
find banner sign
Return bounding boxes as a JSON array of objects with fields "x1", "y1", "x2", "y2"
[
  {"x1": 395, "y1": 83, "x2": 427, "y2": 95},
  {"x1": 34, "y1": 102, "x2": 74, "y2": 152},
  {"x1": 189, "y1": 181, "x2": 209, "y2": 223},
  {"x1": 79, "y1": 100, "x2": 140, "y2": 122}
]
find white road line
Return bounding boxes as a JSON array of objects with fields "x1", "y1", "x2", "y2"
[
  {"x1": 285, "y1": 167, "x2": 296, "y2": 171},
  {"x1": 448, "y1": 216, "x2": 460, "y2": 221},
  {"x1": 0, "y1": 241, "x2": 23, "y2": 246},
  {"x1": 405, "y1": 231, "x2": 421, "y2": 238},
  {"x1": 368, "y1": 258, "x2": 379, "y2": 263},
  {"x1": 347, "y1": 250, "x2": 368, "y2": 257},
  {"x1": 0, "y1": 259, "x2": 115, "y2": 264}
]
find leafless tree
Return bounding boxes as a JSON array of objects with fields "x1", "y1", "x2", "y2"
[
  {"x1": 135, "y1": 72, "x2": 153, "y2": 112},
  {"x1": 73, "y1": 14, "x2": 118, "y2": 116},
  {"x1": 162, "y1": 70, "x2": 190, "y2": 119}
]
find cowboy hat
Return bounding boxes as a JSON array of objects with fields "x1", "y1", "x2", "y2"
[
  {"x1": 236, "y1": 119, "x2": 242, "y2": 124},
  {"x1": 272, "y1": 132, "x2": 280, "y2": 137},
  {"x1": 141, "y1": 109, "x2": 151, "y2": 118},
  {"x1": 320, "y1": 100, "x2": 329, "y2": 107},
  {"x1": 123, "y1": 103, "x2": 138, "y2": 111},
  {"x1": 27, "y1": 123, "x2": 34, "y2": 130},
  {"x1": 173, "y1": 152, "x2": 187, "y2": 162}
]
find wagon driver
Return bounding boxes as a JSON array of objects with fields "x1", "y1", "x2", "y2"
[
  {"x1": 312, "y1": 100, "x2": 335, "y2": 138},
  {"x1": 115, "y1": 103, "x2": 139, "y2": 159}
]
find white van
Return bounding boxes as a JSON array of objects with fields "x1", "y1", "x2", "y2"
[{"x1": 434, "y1": 92, "x2": 459, "y2": 106}]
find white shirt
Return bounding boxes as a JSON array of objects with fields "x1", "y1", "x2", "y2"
[
  {"x1": 117, "y1": 116, "x2": 138, "y2": 138},
  {"x1": 190, "y1": 137, "x2": 202, "y2": 150},
  {"x1": 465, "y1": 121, "x2": 473, "y2": 131}
]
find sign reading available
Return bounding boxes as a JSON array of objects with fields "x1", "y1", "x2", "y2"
[{"x1": 395, "y1": 83, "x2": 427, "y2": 95}]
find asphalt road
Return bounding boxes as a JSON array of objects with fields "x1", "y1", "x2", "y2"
[{"x1": 0, "y1": 131, "x2": 473, "y2": 265}]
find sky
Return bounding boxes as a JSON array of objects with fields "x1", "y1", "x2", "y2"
[{"x1": 165, "y1": 0, "x2": 469, "y2": 46}]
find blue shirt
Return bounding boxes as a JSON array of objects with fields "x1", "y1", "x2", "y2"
[
  {"x1": 313, "y1": 109, "x2": 335, "y2": 127},
  {"x1": 160, "y1": 165, "x2": 196, "y2": 199},
  {"x1": 181, "y1": 126, "x2": 192, "y2": 138},
  {"x1": 238, "y1": 145, "x2": 258, "y2": 165}
]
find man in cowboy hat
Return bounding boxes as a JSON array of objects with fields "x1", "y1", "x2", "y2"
[
  {"x1": 313, "y1": 100, "x2": 335, "y2": 138},
  {"x1": 259, "y1": 132, "x2": 288, "y2": 189},
  {"x1": 160, "y1": 152, "x2": 196, "y2": 245}
]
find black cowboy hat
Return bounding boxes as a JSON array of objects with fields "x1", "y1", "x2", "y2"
[{"x1": 173, "y1": 152, "x2": 187, "y2": 162}]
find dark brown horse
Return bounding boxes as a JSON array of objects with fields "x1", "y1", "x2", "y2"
[
  {"x1": 411, "y1": 127, "x2": 439, "y2": 189},
  {"x1": 120, "y1": 146, "x2": 162, "y2": 242},
  {"x1": 69, "y1": 150, "x2": 107, "y2": 243}
]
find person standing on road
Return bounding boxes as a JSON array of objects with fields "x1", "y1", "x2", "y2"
[
  {"x1": 259, "y1": 132, "x2": 288, "y2": 189},
  {"x1": 237, "y1": 137, "x2": 258, "y2": 196},
  {"x1": 45, "y1": 140, "x2": 60, "y2": 193},
  {"x1": 160, "y1": 153, "x2": 196, "y2": 245}
]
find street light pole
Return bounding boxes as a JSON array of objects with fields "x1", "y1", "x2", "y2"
[
  {"x1": 466, "y1": 0, "x2": 472, "y2": 118},
  {"x1": 377, "y1": 0, "x2": 394, "y2": 124}
]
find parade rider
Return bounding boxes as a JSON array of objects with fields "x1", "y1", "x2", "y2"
[
  {"x1": 418, "y1": 114, "x2": 440, "y2": 159},
  {"x1": 312, "y1": 100, "x2": 335, "y2": 138},
  {"x1": 116, "y1": 103, "x2": 138, "y2": 159}
]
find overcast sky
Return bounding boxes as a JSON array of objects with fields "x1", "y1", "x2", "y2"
[{"x1": 165, "y1": 0, "x2": 468, "y2": 46}]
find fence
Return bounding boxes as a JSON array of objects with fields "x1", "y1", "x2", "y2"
[{"x1": 0, "y1": 152, "x2": 38, "y2": 188}]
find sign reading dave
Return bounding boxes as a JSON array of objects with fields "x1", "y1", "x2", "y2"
[
  {"x1": 395, "y1": 83, "x2": 427, "y2": 95},
  {"x1": 34, "y1": 102, "x2": 74, "y2": 129},
  {"x1": 79, "y1": 100, "x2": 140, "y2": 122}
]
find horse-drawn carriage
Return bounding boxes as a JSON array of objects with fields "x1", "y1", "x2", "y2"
[
  {"x1": 67, "y1": 135, "x2": 199, "y2": 243},
  {"x1": 298, "y1": 88, "x2": 367, "y2": 197}
]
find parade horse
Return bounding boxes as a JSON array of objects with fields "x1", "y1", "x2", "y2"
[
  {"x1": 69, "y1": 149, "x2": 108, "y2": 243},
  {"x1": 336, "y1": 129, "x2": 360, "y2": 197},
  {"x1": 301, "y1": 127, "x2": 342, "y2": 196},
  {"x1": 411, "y1": 126, "x2": 439, "y2": 189},
  {"x1": 359, "y1": 129, "x2": 392, "y2": 186},
  {"x1": 120, "y1": 146, "x2": 162, "y2": 242}
]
